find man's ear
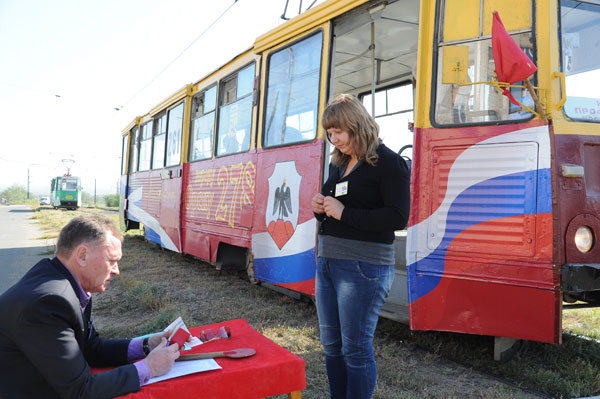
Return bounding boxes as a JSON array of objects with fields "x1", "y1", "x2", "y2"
[{"x1": 74, "y1": 244, "x2": 88, "y2": 267}]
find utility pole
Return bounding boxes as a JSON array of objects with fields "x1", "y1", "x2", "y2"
[
  {"x1": 27, "y1": 168, "x2": 30, "y2": 199},
  {"x1": 94, "y1": 178, "x2": 97, "y2": 206}
]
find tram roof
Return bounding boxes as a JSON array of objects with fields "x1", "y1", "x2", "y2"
[{"x1": 254, "y1": 0, "x2": 371, "y2": 53}]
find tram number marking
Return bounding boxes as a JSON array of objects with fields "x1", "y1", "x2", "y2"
[
  {"x1": 186, "y1": 169, "x2": 210, "y2": 219},
  {"x1": 215, "y1": 165, "x2": 233, "y2": 224},
  {"x1": 189, "y1": 161, "x2": 256, "y2": 227},
  {"x1": 242, "y1": 162, "x2": 256, "y2": 204}
]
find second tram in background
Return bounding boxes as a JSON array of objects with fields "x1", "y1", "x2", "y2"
[
  {"x1": 118, "y1": 0, "x2": 600, "y2": 358},
  {"x1": 50, "y1": 176, "x2": 82, "y2": 210}
]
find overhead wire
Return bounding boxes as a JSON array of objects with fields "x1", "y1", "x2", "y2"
[
  {"x1": 117, "y1": 0, "x2": 320, "y2": 110},
  {"x1": 118, "y1": 0, "x2": 240, "y2": 111}
]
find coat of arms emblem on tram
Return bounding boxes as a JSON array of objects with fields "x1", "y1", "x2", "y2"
[{"x1": 266, "y1": 161, "x2": 302, "y2": 250}]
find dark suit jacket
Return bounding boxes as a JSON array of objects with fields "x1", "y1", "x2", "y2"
[{"x1": 0, "y1": 258, "x2": 140, "y2": 398}]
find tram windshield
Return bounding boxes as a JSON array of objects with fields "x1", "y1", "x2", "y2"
[
  {"x1": 62, "y1": 179, "x2": 78, "y2": 191},
  {"x1": 434, "y1": 0, "x2": 535, "y2": 124},
  {"x1": 561, "y1": 0, "x2": 600, "y2": 122}
]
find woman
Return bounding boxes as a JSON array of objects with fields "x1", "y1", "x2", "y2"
[{"x1": 312, "y1": 94, "x2": 410, "y2": 398}]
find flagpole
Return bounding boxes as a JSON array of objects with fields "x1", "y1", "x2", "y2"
[{"x1": 524, "y1": 78, "x2": 547, "y2": 121}]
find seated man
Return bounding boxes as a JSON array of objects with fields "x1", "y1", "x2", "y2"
[{"x1": 0, "y1": 214, "x2": 181, "y2": 398}]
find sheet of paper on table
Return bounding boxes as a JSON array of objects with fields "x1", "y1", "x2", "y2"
[{"x1": 146, "y1": 358, "x2": 221, "y2": 385}]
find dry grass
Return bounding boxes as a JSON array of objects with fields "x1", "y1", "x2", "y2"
[{"x1": 31, "y1": 206, "x2": 119, "y2": 239}]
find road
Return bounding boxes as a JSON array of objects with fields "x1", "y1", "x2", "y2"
[{"x1": 0, "y1": 205, "x2": 54, "y2": 294}]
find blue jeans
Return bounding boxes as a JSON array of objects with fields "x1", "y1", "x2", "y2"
[{"x1": 316, "y1": 257, "x2": 395, "y2": 399}]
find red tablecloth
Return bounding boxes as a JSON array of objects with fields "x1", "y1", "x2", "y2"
[{"x1": 118, "y1": 318, "x2": 306, "y2": 399}]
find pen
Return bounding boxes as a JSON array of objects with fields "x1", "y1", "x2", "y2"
[{"x1": 167, "y1": 327, "x2": 178, "y2": 346}]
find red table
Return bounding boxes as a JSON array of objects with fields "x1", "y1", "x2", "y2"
[{"x1": 118, "y1": 318, "x2": 305, "y2": 399}]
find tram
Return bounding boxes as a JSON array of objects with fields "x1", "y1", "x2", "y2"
[
  {"x1": 51, "y1": 176, "x2": 82, "y2": 210},
  {"x1": 119, "y1": 0, "x2": 600, "y2": 354}
]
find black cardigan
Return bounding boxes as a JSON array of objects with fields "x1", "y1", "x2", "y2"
[{"x1": 316, "y1": 144, "x2": 410, "y2": 244}]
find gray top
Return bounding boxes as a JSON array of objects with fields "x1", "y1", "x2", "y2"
[{"x1": 318, "y1": 234, "x2": 395, "y2": 265}]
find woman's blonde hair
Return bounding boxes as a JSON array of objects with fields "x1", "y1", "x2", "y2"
[{"x1": 322, "y1": 93, "x2": 380, "y2": 166}]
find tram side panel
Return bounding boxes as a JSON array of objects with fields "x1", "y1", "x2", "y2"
[
  {"x1": 407, "y1": 121, "x2": 559, "y2": 343},
  {"x1": 126, "y1": 170, "x2": 182, "y2": 252},
  {"x1": 251, "y1": 141, "x2": 323, "y2": 296},
  {"x1": 159, "y1": 167, "x2": 182, "y2": 252},
  {"x1": 182, "y1": 153, "x2": 258, "y2": 263}
]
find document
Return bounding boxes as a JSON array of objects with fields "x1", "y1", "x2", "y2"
[{"x1": 146, "y1": 358, "x2": 221, "y2": 385}]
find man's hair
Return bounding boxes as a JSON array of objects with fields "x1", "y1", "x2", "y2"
[
  {"x1": 55, "y1": 214, "x2": 123, "y2": 257},
  {"x1": 322, "y1": 93, "x2": 380, "y2": 167}
]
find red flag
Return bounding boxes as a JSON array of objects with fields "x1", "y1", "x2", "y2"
[{"x1": 491, "y1": 11, "x2": 537, "y2": 105}]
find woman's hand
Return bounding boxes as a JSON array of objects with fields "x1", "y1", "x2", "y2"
[
  {"x1": 323, "y1": 196, "x2": 344, "y2": 220},
  {"x1": 312, "y1": 193, "x2": 325, "y2": 214}
]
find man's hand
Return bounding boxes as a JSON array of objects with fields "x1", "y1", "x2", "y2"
[
  {"x1": 144, "y1": 338, "x2": 180, "y2": 377},
  {"x1": 149, "y1": 329, "x2": 194, "y2": 352},
  {"x1": 148, "y1": 330, "x2": 171, "y2": 352}
]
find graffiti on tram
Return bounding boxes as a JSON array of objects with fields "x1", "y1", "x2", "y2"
[{"x1": 185, "y1": 161, "x2": 256, "y2": 227}]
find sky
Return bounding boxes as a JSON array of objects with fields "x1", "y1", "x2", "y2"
[{"x1": 0, "y1": 0, "x2": 324, "y2": 196}]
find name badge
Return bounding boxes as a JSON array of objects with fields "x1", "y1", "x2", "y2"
[{"x1": 335, "y1": 181, "x2": 348, "y2": 197}]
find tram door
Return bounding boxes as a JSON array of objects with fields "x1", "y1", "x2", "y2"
[{"x1": 328, "y1": 0, "x2": 419, "y2": 322}]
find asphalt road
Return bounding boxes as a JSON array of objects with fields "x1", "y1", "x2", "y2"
[{"x1": 0, "y1": 205, "x2": 54, "y2": 294}]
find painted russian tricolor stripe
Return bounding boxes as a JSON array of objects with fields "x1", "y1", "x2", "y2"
[
  {"x1": 408, "y1": 125, "x2": 550, "y2": 262},
  {"x1": 252, "y1": 218, "x2": 317, "y2": 284},
  {"x1": 408, "y1": 167, "x2": 552, "y2": 302},
  {"x1": 254, "y1": 247, "x2": 316, "y2": 283},
  {"x1": 406, "y1": 126, "x2": 552, "y2": 305},
  {"x1": 126, "y1": 186, "x2": 180, "y2": 252}
]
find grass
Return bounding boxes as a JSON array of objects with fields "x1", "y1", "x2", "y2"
[
  {"x1": 32, "y1": 208, "x2": 600, "y2": 398},
  {"x1": 31, "y1": 206, "x2": 119, "y2": 238},
  {"x1": 564, "y1": 306, "x2": 600, "y2": 340}
]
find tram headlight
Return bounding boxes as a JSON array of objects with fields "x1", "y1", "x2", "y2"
[{"x1": 574, "y1": 226, "x2": 594, "y2": 253}]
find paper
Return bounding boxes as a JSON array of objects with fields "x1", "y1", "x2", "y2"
[{"x1": 146, "y1": 358, "x2": 221, "y2": 385}]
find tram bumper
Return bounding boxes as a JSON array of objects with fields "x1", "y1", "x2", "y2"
[{"x1": 561, "y1": 263, "x2": 600, "y2": 292}]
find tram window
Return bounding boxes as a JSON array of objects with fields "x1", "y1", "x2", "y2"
[
  {"x1": 152, "y1": 114, "x2": 166, "y2": 169},
  {"x1": 62, "y1": 179, "x2": 77, "y2": 191},
  {"x1": 121, "y1": 135, "x2": 127, "y2": 175},
  {"x1": 166, "y1": 102, "x2": 184, "y2": 166},
  {"x1": 190, "y1": 86, "x2": 217, "y2": 161},
  {"x1": 362, "y1": 84, "x2": 414, "y2": 157},
  {"x1": 560, "y1": 0, "x2": 600, "y2": 123},
  {"x1": 129, "y1": 127, "x2": 139, "y2": 174},
  {"x1": 264, "y1": 31, "x2": 322, "y2": 148},
  {"x1": 433, "y1": 0, "x2": 535, "y2": 125},
  {"x1": 139, "y1": 121, "x2": 153, "y2": 171},
  {"x1": 216, "y1": 63, "x2": 255, "y2": 156}
]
